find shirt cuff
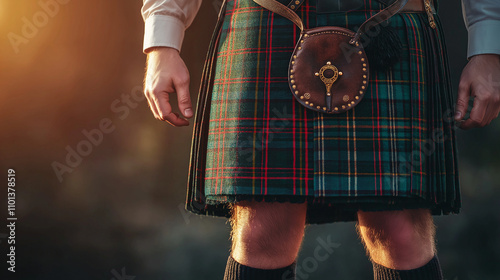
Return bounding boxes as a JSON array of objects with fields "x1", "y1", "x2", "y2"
[
  {"x1": 467, "y1": 20, "x2": 500, "y2": 59},
  {"x1": 143, "y1": 14, "x2": 185, "y2": 53}
]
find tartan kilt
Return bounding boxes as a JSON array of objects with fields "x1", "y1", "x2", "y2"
[{"x1": 186, "y1": 0, "x2": 461, "y2": 224}]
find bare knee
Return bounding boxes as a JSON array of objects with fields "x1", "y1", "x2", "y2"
[
  {"x1": 357, "y1": 208, "x2": 435, "y2": 248},
  {"x1": 356, "y1": 208, "x2": 436, "y2": 269},
  {"x1": 231, "y1": 201, "x2": 307, "y2": 268}
]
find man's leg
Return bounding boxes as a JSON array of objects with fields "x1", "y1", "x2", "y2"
[
  {"x1": 224, "y1": 201, "x2": 307, "y2": 280},
  {"x1": 356, "y1": 208, "x2": 443, "y2": 279}
]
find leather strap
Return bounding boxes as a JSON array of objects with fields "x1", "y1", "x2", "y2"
[
  {"x1": 254, "y1": 0, "x2": 304, "y2": 31},
  {"x1": 288, "y1": 0, "x2": 432, "y2": 13},
  {"x1": 351, "y1": 0, "x2": 409, "y2": 44},
  {"x1": 253, "y1": 0, "x2": 410, "y2": 44}
]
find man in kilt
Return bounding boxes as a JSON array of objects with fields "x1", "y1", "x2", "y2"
[{"x1": 141, "y1": 0, "x2": 500, "y2": 279}]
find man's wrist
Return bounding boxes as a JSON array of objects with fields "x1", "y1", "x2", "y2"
[
  {"x1": 469, "y1": 53, "x2": 500, "y2": 62},
  {"x1": 146, "y1": 47, "x2": 182, "y2": 64},
  {"x1": 147, "y1": 46, "x2": 179, "y2": 55}
]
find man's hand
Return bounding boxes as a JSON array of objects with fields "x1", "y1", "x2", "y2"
[
  {"x1": 144, "y1": 47, "x2": 193, "y2": 126},
  {"x1": 455, "y1": 54, "x2": 500, "y2": 129}
]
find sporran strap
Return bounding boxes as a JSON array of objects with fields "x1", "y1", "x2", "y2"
[
  {"x1": 253, "y1": 0, "x2": 410, "y2": 44},
  {"x1": 253, "y1": 0, "x2": 304, "y2": 31},
  {"x1": 352, "y1": 0, "x2": 409, "y2": 44}
]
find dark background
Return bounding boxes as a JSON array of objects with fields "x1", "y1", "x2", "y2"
[{"x1": 0, "y1": 0, "x2": 499, "y2": 279}]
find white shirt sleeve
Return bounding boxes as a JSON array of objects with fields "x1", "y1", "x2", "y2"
[
  {"x1": 141, "y1": 0, "x2": 203, "y2": 53},
  {"x1": 462, "y1": 0, "x2": 500, "y2": 58}
]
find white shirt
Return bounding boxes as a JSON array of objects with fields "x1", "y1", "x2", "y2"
[
  {"x1": 142, "y1": 0, "x2": 500, "y2": 58},
  {"x1": 462, "y1": 0, "x2": 500, "y2": 58},
  {"x1": 142, "y1": 0, "x2": 202, "y2": 53}
]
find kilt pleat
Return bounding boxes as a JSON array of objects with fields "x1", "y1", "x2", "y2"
[{"x1": 186, "y1": 0, "x2": 461, "y2": 224}]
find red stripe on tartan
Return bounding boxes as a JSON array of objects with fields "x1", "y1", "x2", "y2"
[
  {"x1": 214, "y1": 53, "x2": 223, "y2": 195},
  {"x1": 206, "y1": 166, "x2": 312, "y2": 170},
  {"x1": 261, "y1": 11, "x2": 270, "y2": 195},
  {"x1": 304, "y1": 94, "x2": 309, "y2": 196},
  {"x1": 208, "y1": 130, "x2": 304, "y2": 134},
  {"x1": 208, "y1": 172, "x2": 315, "y2": 176},
  {"x1": 219, "y1": 31, "x2": 231, "y2": 196},
  {"x1": 417, "y1": 21, "x2": 424, "y2": 196},
  {"x1": 207, "y1": 124, "x2": 311, "y2": 130},
  {"x1": 208, "y1": 123, "x2": 425, "y2": 132},
  {"x1": 207, "y1": 117, "x2": 305, "y2": 121},
  {"x1": 265, "y1": 14, "x2": 275, "y2": 195},
  {"x1": 377, "y1": 74, "x2": 383, "y2": 195},
  {"x1": 206, "y1": 176, "x2": 314, "y2": 180},
  {"x1": 208, "y1": 116, "x2": 424, "y2": 121},
  {"x1": 301, "y1": 4, "x2": 308, "y2": 196},
  {"x1": 218, "y1": 47, "x2": 293, "y2": 55},
  {"x1": 292, "y1": 0, "x2": 299, "y2": 198},
  {"x1": 209, "y1": 126, "x2": 423, "y2": 136},
  {"x1": 213, "y1": 77, "x2": 288, "y2": 83},
  {"x1": 317, "y1": 124, "x2": 417, "y2": 130},
  {"x1": 347, "y1": 108, "x2": 351, "y2": 194},
  {"x1": 206, "y1": 137, "x2": 413, "y2": 145},
  {"x1": 212, "y1": 77, "x2": 425, "y2": 84}
]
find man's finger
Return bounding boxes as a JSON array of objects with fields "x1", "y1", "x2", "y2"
[
  {"x1": 455, "y1": 80, "x2": 471, "y2": 121},
  {"x1": 156, "y1": 94, "x2": 189, "y2": 126},
  {"x1": 175, "y1": 77, "x2": 193, "y2": 119},
  {"x1": 163, "y1": 112, "x2": 190, "y2": 127},
  {"x1": 460, "y1": 98, "x2": 488, "y2": 130}
]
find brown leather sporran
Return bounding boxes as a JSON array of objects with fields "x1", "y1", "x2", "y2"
[{"x1": 290, "y1": 27, "x2": 368, "y2": 113}]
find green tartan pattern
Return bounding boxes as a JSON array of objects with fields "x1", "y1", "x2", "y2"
[{"x1": 186, "y1": 0, "x2": 460, "y2": 224}]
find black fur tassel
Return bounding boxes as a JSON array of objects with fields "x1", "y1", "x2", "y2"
[{"x1": 361, "y1": 20, "x2": 403, "y2": 72}]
